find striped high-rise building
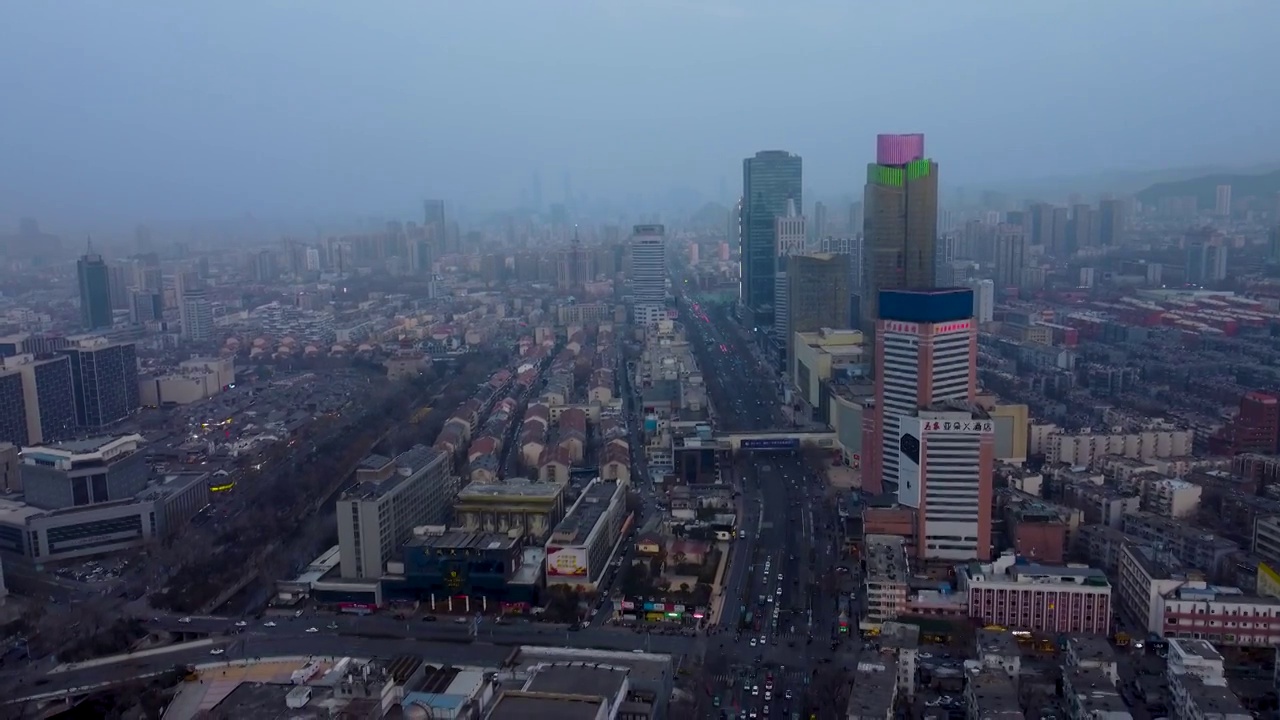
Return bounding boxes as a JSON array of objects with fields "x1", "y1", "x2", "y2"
[
  {"x1": 861, "y1": 134, "x2": 939, "y2": 330},
  {"x1": 865, "y1": 287, "x2": 990, "y2": 561}
]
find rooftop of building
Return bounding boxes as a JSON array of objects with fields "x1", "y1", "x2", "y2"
[
  {"x1": 21, "y1": 433, "x2": 144, "y2": 457},
  {"x1": 845, "y1": 659, "x2": 898, "y2": 719},
  {"x1": 458, "y1": 479, "x2": 563, "y2": 502},
  {"x1": 1009, "y1": 564, "x2": 1108, "y2": 582},
  {"x1": 1065, "y1": 667, "x2": 1128, "y2": 714},
  {"x1": 1066, "y1": 635, "x2": 1117, "y2": 665},
  {"x1": 1170, "y1": 638, "x2": 1224, "y2": 662},
  {"x1": 976, "y1": 629, "x2": 1021, "y2": 657},
  {"x1": 205, "y1": 681, "x2": 336, "y2": 719},
  {"x1": 523, "y1": 662, "x2": 628, "y2": 700},
  {"x1": 486, "y1": 692, "x2": 604, "y2": 720},
  {"x1": 548, "y1": 480, "x2": 622, "y2": 545},
  {"x1": 343, "y1": 444, "x2": 445, "y2": 502},
  {"x1": 404, "y1": 528, "x2": 519, "y2": 553},
  {"x1": 1122, "y1": 541, "x2": 1199, "y2": 581},
  {"x1": 968, "y1": 669, "x2": 1023, "y2": 718},
  {"x1": 864, "y1": 534, "x2": 909, "y2": 581},
  {"x1": 1178, "y1": 674, "x2": 1250, "y2": 717}
]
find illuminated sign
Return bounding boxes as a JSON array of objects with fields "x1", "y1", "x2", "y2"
[
  {"x1": 883, "y1": 321, "x2": 919, "y2": 334},
  {"x1": 740, "y1": 438, "x2": 799, "y2": 451},
  {"x1": 919, "y1": 419, "x2": 993, "y2": 435},
  {"x1": 934, "y1": 320, "x2": 972, "y2": 334}
]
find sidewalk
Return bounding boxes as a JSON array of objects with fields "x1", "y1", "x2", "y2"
[{"x1": 706, "y1": 542, "x2": 733, "y2": 625}]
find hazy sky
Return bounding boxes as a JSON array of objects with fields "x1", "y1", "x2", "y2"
[{"x1": 1, "y1": 1, "x2": 1276, "y2": 227}]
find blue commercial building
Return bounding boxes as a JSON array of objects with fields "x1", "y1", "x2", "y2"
[{"x1": 383, "y1": 528, "x2": 541, "y2": 612}]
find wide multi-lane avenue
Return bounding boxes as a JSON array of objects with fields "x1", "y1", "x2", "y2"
[{"x1": 683, "y1": 295, "x2": 859, "y2": 719}]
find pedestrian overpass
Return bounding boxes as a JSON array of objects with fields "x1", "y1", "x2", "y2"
[{"x1": 712, "y1": 429, "x2": 837, "y2": 452}]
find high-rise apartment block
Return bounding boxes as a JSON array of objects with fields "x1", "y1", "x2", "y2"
[
  {"x1": 0, "y1": 354, "x2": 77, "y2": 446},
  {"x1": 1098, "y1": 199, "x2": 1124, "y2": 247},
  {"x1": 861, "y1": 134, "x2": 939, "y2": 329},
  {"x1": 628, "y1": 224, "x2": 667, "y2": 327},
  {"x1": 60, "y1": 338, "x2": 140, "y2": 429},
  {"x1": 1185, "y1": 227, "x2": 1228, "y2": 285},
  {"x1": 993, "y1": 224, "x2": 1028, "y2": 294},
  {"x1": 966, "y1": 279, "x2": 995, "y2": 324},
  {"x1": 1215, "y1": 185, "x2": 1232, "y2": 217},
  {"x1": 77, "y1": 252, "x2": 113, "y2": 330},
  {"x1": 741, "y1": 151, "x2": 802, "y2": 327}
]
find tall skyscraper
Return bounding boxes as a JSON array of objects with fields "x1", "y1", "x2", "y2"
[
  {"x1": 77, "y1": 250, "x2": 113, "y2": 331},
  {"x1": 1029, "y1": 203, "x2": 1054, "y2": 247},
  {"x1": 178, "y1": 272, "x2": 214, "y2": 342},
  {"x1": 1098, "y1": 199, "x2": 1124, "y2": 247},
  {"x1": 812, "y1": 201, "x2": 828, "y2": 242},
  {"x1": 869, "y1": 287, "x2": 990, "y2": 561},
  {"x1": 993, "y1": 224, "x2": 1028, "y2": 293},
  {"x1": 1067, "y1": 204, "x2": 1093, "y2": 254},
  {"x1": 1215, "y1": 184, "x2": 1233, "y2": 217},
  {"x1": 861, "y1": 134, "x2": 939, "y2": 329},
  {"x1": 784, "y1": 253, "x2": 852, "y2": 379},
  {"x1": 741, "y1": 151, "x2": 802, "y2": 327},
  {"x1": 1050, "y1": 206, "x2": 1069, "y2": 255},
  {"x1": 629, "y1": 224, "x2": 667, "y2": 327},
  {"x1": 1185, "y1": 227, "x2": 1228, "y2": 285}
]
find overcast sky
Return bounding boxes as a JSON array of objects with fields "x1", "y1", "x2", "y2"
[{"x1": 1, "y1": 1, "x2": 1275, "y2": 226}]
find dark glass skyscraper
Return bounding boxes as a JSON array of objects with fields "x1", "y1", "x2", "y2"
[
  {"x1": 741, "y1": 150, "x2": 802, "y2": 328},
  {"x1": 77, "y1": 252, "x2": 113, "y2": 330},
  {"x1": 861, "y1": 134, "x2": 939, "y2": 329}
]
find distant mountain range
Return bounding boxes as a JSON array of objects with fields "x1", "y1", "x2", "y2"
[
  {"x1": 963, "y1": 161, "x2": 1280, "y2": 204},
  {"x1": 1134, "y1": 168, "x2": 1280, "y2": 208}
]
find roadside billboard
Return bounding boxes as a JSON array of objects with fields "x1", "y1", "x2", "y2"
[{"x1": 546, "y1": 545, "x2": 589, "y2": 577}]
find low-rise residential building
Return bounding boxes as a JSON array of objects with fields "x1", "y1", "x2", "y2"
[
  {"x1": 965, "y1": 668, "x2": 1024, "y2": 720},
  {"x1": 1117, "y1": 541, "x2": 1203, "y2": 635},
  {"x1": 862, "y1": 534, "x2": 909, "y2": 629},
  {"x1": 961, "y1": 553, "x2": 1112, "y2": 635},
  {"x1": 845, "y1": 658, "x2": 898, "y2": 720},
  {"x1": 1158, "y1": 582, "x2": 1280, "y2": 647}
]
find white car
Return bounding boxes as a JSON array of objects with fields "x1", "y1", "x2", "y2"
[
  {"x1": 178, "y1": 617, "x2": 192, "y2": 624},
  {"x1": 305, "y1": 627, "x2": 319, "y2": 633},
  {"x1": 209, "y1": 648, "x2": 225, "y2": 655},
  {"x1": 751, "y1": 685, "x2": 759, "y2": 696},
  {"x1": 263, "y1": 621, "x2": 277, "y2": 628},
  {"x1": 750, "y1": 638, "x2": 757, "y2": 647},
  {"x1": 234, "y1": 620, "x2": 247, "y2": 627}
]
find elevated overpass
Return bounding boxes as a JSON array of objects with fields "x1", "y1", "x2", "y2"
[{"x1": 713, "y1": 429, "x2": 837, "y2": 452}]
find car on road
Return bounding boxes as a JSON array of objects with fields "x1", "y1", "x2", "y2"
[
  {"x1": 326, "y1": 622, "x2": 338, "y2": 630},
  {"x1": 750, "y1": 638, "x2": 757, "y2": 647},
  {"x1": 263, "y1": 621, "x2": 277, "y2": 627},
  {"x1": 178, "y1": 617, "x2": 192, "y2": 624},
  {"x1": 234, "y1": 620, "x2": 247, "y2": 627},
  {"x1": 209, "y1": 648, "x2": 224, "y2": 655},
  {"x1": 305, "y1": 626, "x2": 318, "y2": 633}
]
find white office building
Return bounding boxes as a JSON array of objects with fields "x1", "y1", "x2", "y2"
[
  {"x1": 629, "y1": 224, "x2": 666, "y2": 327},
  {"x1": 966, "y1": 279, "x2": 995, "y2": 324}
]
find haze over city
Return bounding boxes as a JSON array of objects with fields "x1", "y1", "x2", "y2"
[
  {"x1": 6, "y1": 3, "x2": 1280, "y2": 719},
  {"x1": 2, "y1": 1, "x2": 1278, "y2": 230}
]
